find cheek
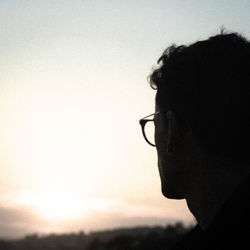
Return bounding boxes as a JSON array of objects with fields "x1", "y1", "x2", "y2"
[
  {"x1": 155, "y1": 121, "x2": 168, "y2": 152},
  {"x1": 156, "y1": 150, "x2": 167, "y2": 184},
  {"x1": 154, "y1": 117, "x2": 168, "y2": 149},
  {"x1": 154, "y1": 115, "x2": 170, "y2": 175},
  {"x1": 155, "y1": 127, "x2": 168, "y2": 173}
]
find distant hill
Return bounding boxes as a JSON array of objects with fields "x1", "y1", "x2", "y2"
[{"x1": 0, "y1": 222, "x2": 193, "y2": 250}]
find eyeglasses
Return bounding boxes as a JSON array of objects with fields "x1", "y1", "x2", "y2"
[{"x1": 139, "y1": 111, "x2": 160, "y2": 147}]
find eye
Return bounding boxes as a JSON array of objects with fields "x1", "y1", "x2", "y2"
[
  {"x1": 167, "y1": 110, "x2": 190, "y2": 133},
  {"x1": 154, "y1": 112, "x2": 169, "y2": 132},
  {"x1": 166, "y1": 110, "x2": 175, "y2": 120}
]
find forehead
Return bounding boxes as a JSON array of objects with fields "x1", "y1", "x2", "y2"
[{"x1": 155, "y1": 91, "x2": 171, "y2": 111}]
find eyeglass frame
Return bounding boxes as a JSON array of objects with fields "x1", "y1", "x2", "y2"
[
  {"x1": 140, "y1": 109, "x2": 189, "y2": 147},
  {"x1": 139, "y1": 111, "x2": 160, "y2": 147}
]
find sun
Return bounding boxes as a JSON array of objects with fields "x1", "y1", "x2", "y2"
[
  {"x1": 17, "y1": 190, "x2": 86, "y2": 222},
  {"x1": 14, "y1": 189, "x2": 119, "y2": 223},
  {"x1": 35, "y1": 193, "x2": 84, "y2": 222}
]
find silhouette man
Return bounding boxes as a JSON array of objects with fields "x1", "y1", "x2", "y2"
[{"x1": 140, "y1": 32, "x2": 250, "y2": 249}]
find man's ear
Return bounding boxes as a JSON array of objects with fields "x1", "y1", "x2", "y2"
[{"x1": 166, "y1": 110, "x2": 190, "y2": 155}]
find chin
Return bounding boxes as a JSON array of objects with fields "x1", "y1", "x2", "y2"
[
  {"x1": 161, "y1": 183, "x2": 185, "y2": 200},
  {"x1": 158, "y1": 161, "x2": 186, "y2": 200}
]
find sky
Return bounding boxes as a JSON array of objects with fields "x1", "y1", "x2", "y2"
[{"x1": 0, "y1": 0, "x2": 250, "y2": 238}]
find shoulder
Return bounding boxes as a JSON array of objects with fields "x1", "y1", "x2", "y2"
[
  {"x1": 171, "y1": 224, "x2": 203, "y2": 250},
  {"x1": 172, "y1": 176, "x2": 250, "y2": 250}
]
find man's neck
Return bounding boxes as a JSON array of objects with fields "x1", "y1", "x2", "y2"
[{"x1": 185, "y1": 158, "x2": 250, "y2": 230}]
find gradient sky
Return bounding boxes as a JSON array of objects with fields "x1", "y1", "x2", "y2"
[{"x1": 0, "y1": 0, "x2": 250, "y2": 238}]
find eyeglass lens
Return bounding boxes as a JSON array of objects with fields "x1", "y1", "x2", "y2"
[{"x1": 144, "y1": 119, "x2": 155, "y2": 146}]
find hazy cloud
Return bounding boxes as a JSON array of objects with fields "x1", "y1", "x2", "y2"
[
  {"x1": 0, "y1": 203, "x2": 194, "y2": 239},
  {"x1": 0, "y1": 204, "x2": 45, "y2": 239}
]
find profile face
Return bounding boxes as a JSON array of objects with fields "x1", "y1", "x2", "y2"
[{"x1": 154, "y1": 102, "x2": 189, "y2": 200}]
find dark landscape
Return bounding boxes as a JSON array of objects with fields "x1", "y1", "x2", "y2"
[{"x1": 0, "y1": 222, "x2": 192, "y2": 250}]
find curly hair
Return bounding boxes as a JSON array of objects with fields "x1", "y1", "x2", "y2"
[{"x1": 150, "y1": 32, "x2": 250, "y2": 163}]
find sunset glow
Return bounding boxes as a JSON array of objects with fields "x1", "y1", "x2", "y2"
[{"x1": 0, "y1": 0, "x2": 249, "y2": 238}]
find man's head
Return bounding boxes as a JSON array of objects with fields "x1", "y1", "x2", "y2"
[{"x1": 150, "y1": 32, "x2": 250, "y2": 198}]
